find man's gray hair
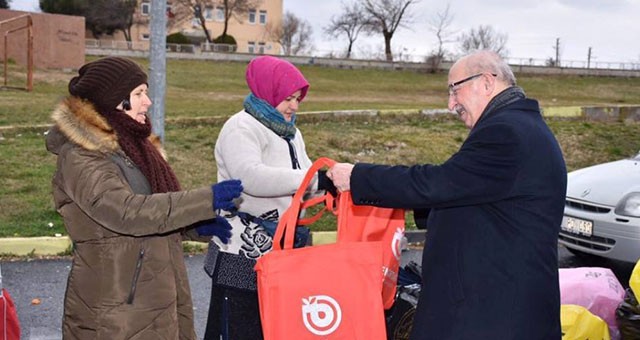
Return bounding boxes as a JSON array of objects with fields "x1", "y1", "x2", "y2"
[{"x1": 465, "y1": 50, "x2": 517, "y2": 86}]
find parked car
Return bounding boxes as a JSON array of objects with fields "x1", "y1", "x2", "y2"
[{"x1": 559, "y1": 152, "x2": 640, "y2": 263}]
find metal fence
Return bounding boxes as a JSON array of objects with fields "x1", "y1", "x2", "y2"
[
  {"x1": 86, "y1": 39, "x2": 149, "y2": 51},
  {"x1": 85, "y1": 39, "x2": 640, "y2": 75},
  {"x1": 86, "y1": 39, "x2": 237, "y2": 54},
  {"x1": 506, "y1": 57, "x2": 640, "y2": 71},
  {"x1": 200, "y1": 42, "x2": 237, "y2": 53}
]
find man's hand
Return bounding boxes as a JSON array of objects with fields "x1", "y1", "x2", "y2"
[{"x1": 327, "y1": 163, "x2": 355, "y2": 192}]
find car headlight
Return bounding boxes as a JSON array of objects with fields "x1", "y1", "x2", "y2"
[{"x1": 615, "y1": 192, "x2": 640, "y2": 217}]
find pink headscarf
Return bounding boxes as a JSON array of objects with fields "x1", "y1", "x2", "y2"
[{"x1": 245, "y1": 56, "x2": 309, "y2": 107}]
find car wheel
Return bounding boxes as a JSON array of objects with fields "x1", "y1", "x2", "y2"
[{"x1": 386, "y1": 298, "x2": 416, "y2": 340}]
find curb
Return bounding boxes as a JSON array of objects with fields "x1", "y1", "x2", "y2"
[
  {"x1": 0, "y1": 236, "x2": 72, "y2": 256},
  {"x1": 0, "y1": 231, "x2": 426, "y2": 257}
]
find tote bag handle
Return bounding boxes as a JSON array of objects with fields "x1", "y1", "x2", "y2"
[{"x1": 274, "y1": 157, "x2": 337, "y2": 251}]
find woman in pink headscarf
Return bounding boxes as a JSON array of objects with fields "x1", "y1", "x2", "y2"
[{"x1": 203, "y1": 56, "x2": 336, "y2": 340}]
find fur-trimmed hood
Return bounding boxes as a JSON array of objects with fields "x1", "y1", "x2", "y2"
[
  {"x1": 46, "y1": 97, "x2": 210, "y2": 340},
  {"x1": 46, "y1": 96, "x2": 165, "y2": 158}
]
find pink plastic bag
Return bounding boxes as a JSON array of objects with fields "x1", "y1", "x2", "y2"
[{"x1": 559, "y1": 267, "x2": 624, "y2": 340}]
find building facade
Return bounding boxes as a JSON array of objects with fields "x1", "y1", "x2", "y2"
[{"x1": 91, "y1": 0, "x2": 282, "y2": 54}]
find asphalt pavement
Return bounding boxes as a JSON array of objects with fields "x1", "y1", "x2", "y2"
[
  {"x1": 1, "y1": 254, "x2": 215, "y2": 340},
  {"x1": 0, "y1": 247, "x2": 423, "y2": 340},
  {"x1": 2, "y1": 244, "x2": 635, "y2": 340}
]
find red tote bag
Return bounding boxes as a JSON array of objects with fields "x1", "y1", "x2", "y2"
[
  {"x1": 336, "y1": 190, "x2": 405, "y2": 309},
  {"x1": 255, "y1": 158, "x2": 387, "y2": 340},
  {"x1": 298, "y1": 159, "x2": 406, "y2": 309}
]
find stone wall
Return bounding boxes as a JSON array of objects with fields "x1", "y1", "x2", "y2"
[{"x1": 582, "y1": 106, "x2": 640, "y2": 122}]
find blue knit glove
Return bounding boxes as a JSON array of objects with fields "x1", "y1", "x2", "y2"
[
  {"x1": 195, "y1": 216, "x2": 233, "y2": 244},
  {"x1": 212, "y1": 179, "x2": 243, "y2": 211}
]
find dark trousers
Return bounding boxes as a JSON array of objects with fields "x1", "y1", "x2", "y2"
[{"x1": 204, "y1": 284, "x2": 264, "y2": 340}]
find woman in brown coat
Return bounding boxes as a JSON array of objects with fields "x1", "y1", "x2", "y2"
[{"x1": 45, "y1": 56, "x2": 242, "y2": 340}]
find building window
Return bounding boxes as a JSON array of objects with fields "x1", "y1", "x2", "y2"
[
  {"x1": 141, "y1": 2, "x2": 150, "y2": 16},
  {"x1": 141, "y1": 33, "x2": 150, "y2": 40},
  {"x1": 204, "y1": 6, "x2": 213, "y2": 20},
  {"x1": 142, "y1": 2, "x2": 171, "y2": 16},
  {"x1": 259, "y1": 10, "x2": 267, "y2": 25},
  {"x1": 248, "y1": 41, "x2": 256, "y2": 53},
  {"x1": 258, "y1": 42, "x2": 265, "y2": 54},
  {"x1": 248, "y1": 9, "x2": 256, "y2": 24},
  {"x1": 215, "y1": 7, "x2": 224, "y2": 22}
]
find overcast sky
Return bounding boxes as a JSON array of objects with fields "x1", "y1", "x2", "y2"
[
  {"x1": 283, "y1": 0, "x2": 640, "y2": 64},
  {"x1": 11, "y1": 0, "x2": 640, "y2": 65}
]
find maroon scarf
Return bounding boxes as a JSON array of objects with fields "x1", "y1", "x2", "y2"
[{"x1": 105, "y1": 111, "x2": 181, "y2": 193}]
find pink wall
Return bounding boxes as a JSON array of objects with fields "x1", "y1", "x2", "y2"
[{"x1": 0, "y1": 9, "x2": 85, "y2": 69}]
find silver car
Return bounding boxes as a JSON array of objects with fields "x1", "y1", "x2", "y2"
[{"x1": 559, "y1": 152, "x2": 640, "y2": 263}]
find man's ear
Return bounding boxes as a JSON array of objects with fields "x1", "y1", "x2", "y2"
[{"x1": 484, "y1": 74, "x2": 496, "y2": 94}]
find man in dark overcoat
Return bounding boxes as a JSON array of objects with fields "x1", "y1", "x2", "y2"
[{"x1": 327, "y1": 50, "x2": 567, "y2": 340}]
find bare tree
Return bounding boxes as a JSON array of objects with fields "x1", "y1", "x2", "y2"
[
  {"x1": 106, "y1": 0, "x2": 138, "y2": 42},
  {"x1": 171, "y1": 0, "x2": 261, "y2": 43},
  {"x1": 458, "y1": 25, "x2": 509, "y2": 58},
  {"x1": 268, "y1": 11, "x2": 313, "y2": 56},
  {"x1": 360, "y1": 0, "x2": 419, "y2": 62},
  {"x1": 171, "y1": 0, "x2": 215, "y2": 42},
  {"x1": 219, "y1": 0, "x2": 262, "y2": 38},
  {"x1": 425, "y1": 3, "x2": 455, "y2": 70},
  {"x1": 160, "y1": 1, "x2": 193, "y2": 34},
  {"x1": 324, "y1": 2, "x2": 366, "y2": 59}
]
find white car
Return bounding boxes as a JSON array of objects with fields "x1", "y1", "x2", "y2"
[{"x1": 559, "y1": 152, "x2": 640, "y2": 263}]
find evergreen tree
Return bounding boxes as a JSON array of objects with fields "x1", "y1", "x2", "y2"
[
  {"x1": 39, "y1": 0, "x2": 86, "y2": 15},
  {"x1": 39, "y1": 0, "x2": 136, "y2": 41}
]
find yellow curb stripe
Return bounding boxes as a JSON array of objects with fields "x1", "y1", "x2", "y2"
[
  {"x1": 0, "y1": 232, "x2": 340, "y2": 256},
  {"x1": 0, "y1": 236, "x2": 71, "y2": 256}
]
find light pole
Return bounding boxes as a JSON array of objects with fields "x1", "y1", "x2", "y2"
[{"x1": 149, "y1": 0, "x2": 167, "y2": 143}]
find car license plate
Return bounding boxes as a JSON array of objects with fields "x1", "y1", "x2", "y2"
[{"x1": 561, "y1": 216, "x2": 593, "y2": 237}]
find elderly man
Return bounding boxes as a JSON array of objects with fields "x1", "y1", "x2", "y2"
[{"x1": 328, "y1": 50, "x2": 567, "y2": 340}]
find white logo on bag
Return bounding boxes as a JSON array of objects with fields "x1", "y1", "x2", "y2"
[
  {"x1": 391, "y1": 227, "x2": 405, "y2": 260},
  {"x1": 302, "y1": 295, "x2": 342, "y2": 335}
]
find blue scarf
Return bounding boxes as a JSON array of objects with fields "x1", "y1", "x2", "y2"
[{"x1": 243, "y1": 93, "x2": 297, "y2": 140}]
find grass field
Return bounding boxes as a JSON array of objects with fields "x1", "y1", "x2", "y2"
[{"x1": 1, "y1": 56, "x2": 640, "y2": 237}]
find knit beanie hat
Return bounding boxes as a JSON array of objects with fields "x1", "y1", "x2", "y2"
[
  {"x1": 68, "y1": 56, "x2": 148, "y2": 114},
  {"x1": 245, "y1": 56, "x2": 309, "y2": 107}
]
